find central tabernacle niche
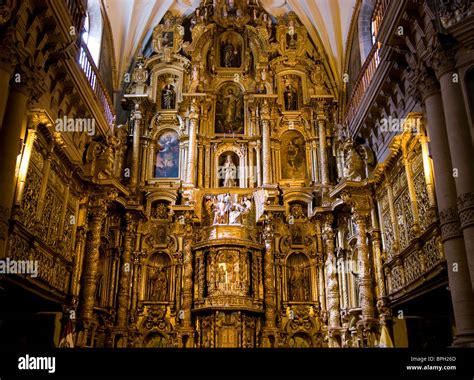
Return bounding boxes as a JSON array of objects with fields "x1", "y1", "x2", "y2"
[
  {"x1": 218, "y1": 151, "x2": 239, "y2": 187},
  {"x1": 287, "y1": 252, "x2": 311, "y2": 301},
  {"x1": 215, "y1": 83, "x2": 244, "y2": 134},
  {"x1": 219, "y1": 31, "x2": 243, "y2": 68},
  {"x1": 145, "y1": 252, "x2": 171, "y2": 301}
]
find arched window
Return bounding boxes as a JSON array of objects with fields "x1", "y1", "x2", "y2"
[
  {"x1": 82, "y1": 0, "x2": 103, "y2": 66},
  {"x1": 358, "y1": 0, "x2": 376, "y2": 63}
]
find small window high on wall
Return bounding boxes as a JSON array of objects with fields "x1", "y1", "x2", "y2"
[{"x1": 82, "y1": 0, "x2": 103, "y2": 67}]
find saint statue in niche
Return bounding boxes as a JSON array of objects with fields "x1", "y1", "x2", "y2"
[
  {"x1": 284, "y1": 82, "x2": 298, "y2": 111},
  {"x1": 151, "y1": 267, "x2": 168, "y2": 301},
  {"x1": 223, "y1": 154, "x2": 237, "y2": 187},
  {"x1": 215, "y1": 84, "x2": 244, "y2": 134},
  {"x1": 281, "y1": 130, "x2": 306, "y2": 179},
  {"x1": 161, "y1": 84, "x2": 176, "y2": 109},
  {"x1": 287, "y1": 254, "x2": 310, "y2": 301},
  {"x1": 155, "y1": 130, "x2": 179, "y2": 178},
  {"x1": 289, "y1": 266, "x2": 307, "y2": 301},
  {"x1": 220, "y1": 34, "x2": 241, "y2": 68}
]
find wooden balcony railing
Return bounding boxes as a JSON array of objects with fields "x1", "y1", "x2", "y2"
[
  {"x1": 77, "y1": 39, "x2": 115, "y2": 131},
  {"x1": 66, "y1": 0, "x2": 86, "y2": 36},
  {"x1": 344, "y1": 0, "x2": 391, "y2": 129}
]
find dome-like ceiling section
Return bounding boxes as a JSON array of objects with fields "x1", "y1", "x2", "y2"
[{"x1": 103, "y1": 0, "x2": 357, "y2": 88}]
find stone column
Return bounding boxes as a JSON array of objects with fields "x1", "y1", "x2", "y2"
[
  {"x1": 418, "y1": 66, "x2": 474, "y2": 345},
  {"x1": 317, "y1": 104, "x2": 329, "y2": 186},
  {"x1": 77, "y1": 193, "x2": 111, "y2": 345},
  {"x1": 311, "y1": 139, "x2": 319, "y2": 183},
  {"x1": 198, "y1": 144, "x2": 204, "y2": 187},
  {"x1": 71, "y1": 224, "x2": 87, "y2": 296},
  {"x1": 130, "y1": 103, "x2": 141, "y2": 189},
  {"x1": 0, "y1": 82, "x2": 30, "y2": 257},
  {"x1": 370, "y1": 202, "x2": 389, "y2": 326},
  {"x1": 339, "y1": 254, "x2": 349, "y2": 310},
  {"x1": 323, "y1": 215, "x2": 341, "y2": 337},
  {"x1": 140, "y1": 137, "x2": 149, "y2": 185},
  {"x1": 353, "y1": 210, "x2": 375, "y2": 321},
  {"x1": 248, "y1": 144, "x2": 255, "y2": 187},
  {"x1": 261, "y1": 101, "x2": 272, "y2": 186},
  {"x1": 116, "y1": 213, "x2": 134, "y2": 329},
  {"x1": 317, "y1": 258, "x2": 326, "y2": 311},
  {"x1": 185, "y1": 99, "x2": 199, "y2": 186},
  {"x1": 204, "y1": 141, "x2": 211, "y2": 188},
  {"x1": 256, "y1": 141, "x2": 262, "y2": 187},
  {"x1": 432, "y1": 49, "x2": 474, "y2": 286}
]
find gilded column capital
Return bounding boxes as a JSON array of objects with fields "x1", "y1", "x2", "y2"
[
  {"x1": 188, "y1": 97, "x2": 201, "y2": 120},
  {"x1": 341, "y1": 190, "x2": 371, "y2": 219}
]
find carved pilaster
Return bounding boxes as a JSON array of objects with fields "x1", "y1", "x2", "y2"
[
  {"x1": 261, "y1": 213, "x2": 277, "y2": 346},
  {"x1": 130, "y1": 102, "x2": 142, "y2": 189},
  {"x1": 323, "y1": 214, "x2": 341, "y2": 336},
  {"x1": 185, "y1": 97, "x2": 200, "y2": 186},
  {"x1": 116, "y1": 212, "x2": 136, "y2": 329},
  {"x1": 182, "y1": 238, "x2": 194, "y2": 330},
  {"x1": 340, "y1": 189, "x2": 375, "y2": 322},
  {"x1": 317, "y1": 103, "x2": 329, "y2": 186},
  {"x1": 352, "y1": 209, "x2": 375, "y2": 321},
  {"x1": 261, "y1": 100, "x2": 272, "y2": 186},
  {"x1": 77, "y1": 190, "x2": 116, "y2": 345}
]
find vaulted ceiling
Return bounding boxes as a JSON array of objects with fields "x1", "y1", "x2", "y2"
[{"x1": 103, "y1": 0, "x2": 358, "y2": 89}]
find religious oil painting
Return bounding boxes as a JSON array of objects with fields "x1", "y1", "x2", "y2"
[
  {"x1": 281, "y1": 130, "x2": 306, "y2": 179},
  {"x1": 155, "y1": 130, "x2": 179, "y2": 178},
  {"x1": 215, "y1": 83, "x2": 244, "y2": 134}
]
